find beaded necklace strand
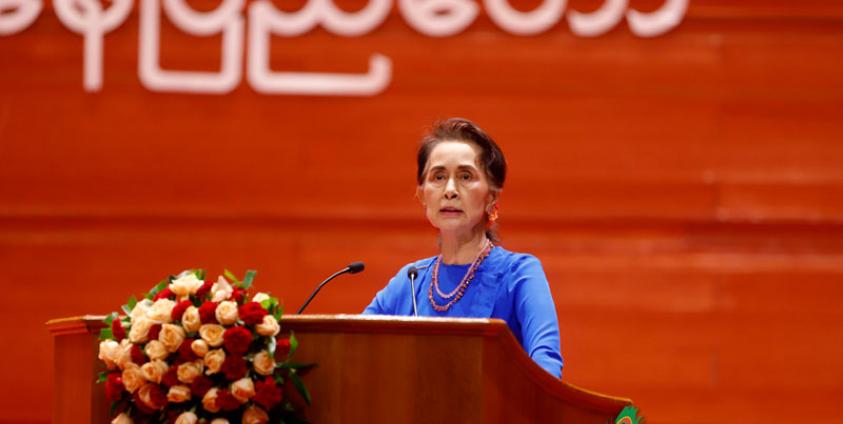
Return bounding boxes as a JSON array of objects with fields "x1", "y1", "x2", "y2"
[{"x1": 428, "y1": 239, "x2": 494, "y2": 312}]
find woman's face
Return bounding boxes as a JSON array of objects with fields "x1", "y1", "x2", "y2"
[{"x1": 419, "y1": 140, "x2": 497, "y2": 237}]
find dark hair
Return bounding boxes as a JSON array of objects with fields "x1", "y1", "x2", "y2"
[{"x1": 416, "y1": 118, "x2": 508, "y2": 242}]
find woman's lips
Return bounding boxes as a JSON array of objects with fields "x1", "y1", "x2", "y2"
[{"x1": 439, "y1": 207, "x2": 463, "y2": 215}]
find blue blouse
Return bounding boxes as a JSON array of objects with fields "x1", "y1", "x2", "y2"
[{"x1": 363, "y1": 246, "x2": 564, "y2": 378}]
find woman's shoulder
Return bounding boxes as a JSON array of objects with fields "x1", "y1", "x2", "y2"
[{"x1": 491, "y1": 246, "x2": 544, "y2": 271}]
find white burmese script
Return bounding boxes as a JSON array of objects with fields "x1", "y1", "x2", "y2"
[{"x1": 2, "y1": 0, "x2": 688, "y2": 95}]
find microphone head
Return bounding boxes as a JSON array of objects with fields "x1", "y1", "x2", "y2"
[
  {"x1": 347, "y1": 261, "x2": 365, "y2": 274},
  {"x1": 407, "y1": 266, "x2": 419, "y2": 279}
]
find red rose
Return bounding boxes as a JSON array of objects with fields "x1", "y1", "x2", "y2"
[
  {"x1": 171, "y1": 300, "x2": 192, "y2": 322},
  {"x1": 105, "y1": 372, "x2": 124, "y2": 402},
  {"x1": 216, "y1": 389, "x2": 241, "y2": 411},
  {"x1": 190, "y1": 375, "x2": 213, "y2": 398},
  {"x1": 148, "y1": 324, "x2": 162, "y2": 341},
  {"x1": 239, "y1": 302, "x2": 268, "y2": 326},
  {"x1": 162, "y1": 366, "x2": 179, "y2": 387},
  {"x1": 276, "y1": 337, "x2": 291, "y2": 359},
  {"x1": 195, "y1": 281, "x2": 213, "y2": 300},
  {"x1": 154, "y1": 287, "x2": 173, "y2": 300},
  {"x1": 221, "y1": 355, "x2": 248, "y2": 380},
  {"x1": 131, "y1": 344, "x2": 146, "y2": 365},
  {"x1": 177, "y1": 339, "x2": 197, "y2": 362},
  {"x1": 231, "y1": 288, "x2": 247, "y2": 303},
  {"x1": 198, "y1": 302, "x2": 219, "y2": 324},
  {"x1": 111, "y1": 319, "x2": 126, "y2": 341},
  {"x1": 253, "y1": 377, "x2": 283, "y2": 410},
  {"x1": 223, "y1": 326, "x2": 252, "y2": 355}
]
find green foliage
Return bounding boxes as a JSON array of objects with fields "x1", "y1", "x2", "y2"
[
  {"x1": 290, "y1": 371, "x2": 312, "y2": 406},
  {"x1": 194, "y1": 269, "x2": 206, "y2": 280},
  {"x1": 615, "y1": 405, "x2": 644, "y2": 424},
  {"x1": 242, "y1": 270, "x2": 256, "y2": 289},
  {"x1": 98, "y1": 328, "x2": 113, "y2": 341},
  {"x1": 103, "y1": 312, "x2": 118, "y2": 326},
  {"x1": 96, "y1": 371, "x2": 108, "y2": 383},
  {"x1": 288, "y1": 332, "x2": 299, "y2": 358},
  {"x1": 223, "y1": 269, "x2": 241, "y2": 286},
  {"x1": 145, "y1": 280, "x2": 168, "y2": 300},
  {"x1": 121, "y1": 295, "x2": 138, "y2": 314}
]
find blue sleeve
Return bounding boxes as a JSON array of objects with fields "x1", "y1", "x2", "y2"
[
  {"x1": 510, "y1": 255, "x2": 564, "y2": 378},
  {"x1": 362, "y1": 264, "x2": 409, "y2": 315}
]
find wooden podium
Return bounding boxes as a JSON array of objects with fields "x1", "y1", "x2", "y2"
[{"x1": 47, "y1": 315, "x2": 633, "y2": 423}]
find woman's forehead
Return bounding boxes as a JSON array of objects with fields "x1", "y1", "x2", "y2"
[{"x1": 427, "y1": 140, "x2": 482, "y2": 168}]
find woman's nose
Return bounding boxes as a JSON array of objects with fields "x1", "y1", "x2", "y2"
[{"x1": 444, "y1": 177, "x2": 458, "y2": 198}]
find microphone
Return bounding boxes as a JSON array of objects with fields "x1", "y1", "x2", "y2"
[
  {"x1": 407, "y1": 266, "x2": 418, "y2": 317},
  {"x1": 297, "y1": 261, "x2": 365, "y2": 314}
]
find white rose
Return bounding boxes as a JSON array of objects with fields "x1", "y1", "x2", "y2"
[
  {"x1": 253, "y1": 350, "x2": 275, "y2": 376},
  {"x1": 158, "y1": 323, "x2": 186, "y2": 352},
  {"x1": 242, "y1": 405, "x2": 269, "y2": 424},
  {"x1": 204, "y1": 349, "x2": 226, "y2": 375},
  {"x1": 182, "y1": 306, "x2": 201, "y2": 333},
  {"x1": 211, "y1": 276, "x2": 233, "y2": 302},
  {"x1": 168, "y1": 385, "x2": 192, "y2": 404},
  {"x1": 144, "y1": 340, "x2": 168, "y2": 361},
  {"x1": 148, "y1": 298, "x2": 176, "y2": 323},
  {"x1": 141, "y1": 359, "x2": 168, "y2": 384},
  {"x1": 191, "y1": 339, "x2": 209, "y2": 357},
  {"x1": 170, "y1": 273, "x2": 204, "y2": 297},
  {"x1": 130, "y1": 299, "x2": 153, "y2": 323},
  {"x1": 116, "y1": 339, "x2": 134, "y2": 370},
  {"x1": 252, "y1": 292, "x2": 269, "y2": 303},
  {"x1": 202, "y1": 387, "x2": 220, "y2": 413},
  {"x1": 121, "y1": 363, "x2": 144, "y2": 393},
  {"x1": 98, "y1": 340, "x2": 120, "y2": 369},
  {"x1": 215, "y1": 300, "x2": 239, "y2": 325},
  {"x1": 111, "y1": 413, "x2": 133, "y2": 424},
  {"x1": 199, "y1": 324, "x2": 225, "y2": 347},
  {"x1": 255, "y1": 315, "x2": 280, "y2": 337},
  {"x1": 128, "y1": 317, "x2": 153, "y2": 343}
]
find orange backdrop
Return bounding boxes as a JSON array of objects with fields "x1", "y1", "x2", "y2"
[{"x1": 2, "y1": 0, "x2": 843, "y2": 422}]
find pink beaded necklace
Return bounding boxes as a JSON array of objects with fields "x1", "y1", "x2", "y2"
[{"x1": 428, "y1": 239, "x2": 494, "y2": 312}]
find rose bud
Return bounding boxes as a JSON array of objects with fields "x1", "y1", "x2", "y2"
[
  {"x1": 211, "y1": 276, "x2": 233, "y2": 302},
  {"x1": 182, "y1": 306, "x2": 201, "y2": 333},
  {"x1": 242, "y1": 405, "x2": 269, "y2": 424},
  {"x1": 177, "y1": 360, "x2": 204, "y2": 384},
  {"x1": 191, "y1": 339, "x2": 209, "y2": 357},
  {"x1": 98, "y1": 340, "x2": 120, "y2": 369},
  {"x1": 255, "y1": 315, "x2": 280, "y2": 337},
  {"x1": 159, "y1": 324, "x2": 186, "y2": 352},
  {"x1": 149, "y1": 298, "x2": 176, "y2": 323},
  {"x1": 121, "y1": 363, "x2": 145, "y2": 393},
  {"x1": 202, "y1": 387, "x2": 220, "y2": 413},
  {"x1": 144, "y1": 340, "x2": 168, "y2": 361},
  {"x1": 230, "y1": 377, "x2": 255, "y2": 403},
  {"x1": 128, "y1": 317, "x2": 153, "y2": 343},
  {"x1": 170, "y1": 273, "x2": 204, "y2": 297},
  {"x1": 167, "y1": 385, "x2": 192, "y2": 403},
  {"x1": 215, "y1": 301, "x2": 239, "y2": 326},
  {"x1": 199, "y1": 324, "x2": 225, "y2": 347},
  {"x1": 252, "y1": 292, "x2": 269, "y2": 303},
  {"x1": 253, "y1": 351, "x2": 276, "y2": 376},
  {"x1": 204, "y1": 349, "x2": 226, "y2": 375},
  {"x1": 140, "y1": 359, "x2": 168, "y2": 384}
]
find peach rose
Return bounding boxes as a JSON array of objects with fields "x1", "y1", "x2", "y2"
[
  {"x1": 98, "y1": 340, "x2": 120, "y2": 369},
  {"x1": 230, "y1": 377, "x2": 255, "y2": 403},
  {"x1": 121, "y1": 363, "x2": 144, "y2": 393},
  {"x1": 191, "y1": 339, "x2": 209, "y2": 357},
  {"x1": 144, "y1": 340, "x2": 168, "y2": 361},
  {"x1": 242, "y1": 405, "x2": 269, "y2": 424},
  {"x1": 170, "y1": 273, "x2": 204, "y2": 297},
  {"x1": 204, "y1": 349, "x2": 226, "y2": 375},
  {"x1": 168, "y1": 385, "x2": 192, "y2": 403},
  {"x1": 253, "y1": 350, "x2": 275, "y2": 376},
  {"x1": 210, "y1": 420, "x2": 230, "y2": 424},
  {"x1": 137, "y1": 383, "x2": 164, "y2": 411},
  {"x1": 255, "y1": 315, "x2": 280, "y2": 337},
  {"x1": 177, "y1": 360, "x2": 204, "y2": 384},
  {"x1": 130, "y1": 299, "x2": 153, "y2": 322},
  {"x1": 149, "y1": 298, "x2": 176, "y2": 323},
  {"x1": 215, "y1": 300, "x2": 239, "y2": 325},
  {"x1": 111, "y1": 413, "x2": 133, "y2": 424},
  {"x1": 128, "y1": 317, "x2": 153, "y2": 343},
  {"x1": 202, "y1": 387, "x2": 220, "y2": 413},
  {"x1": 211, "y1": 276, "x2": 233, "y2": 302},
  {"x1": 199, "y1": 324, "x2": 225, "y2": 347},
  {"x1": 182, "y1": 306, "x2": 201, "y2": 333},
  {"x1": 116, "y1": 339, "x2": 134, "y2": 370},
  {"x1": 141, "y1": 359, "x2": 168, "y2": 384},
  {"x1": 159, "y1": 323, "x2": 186, "y2": 352},
  {"x1": 252, "y1": 292, "x2": 269, "y2": 303}
]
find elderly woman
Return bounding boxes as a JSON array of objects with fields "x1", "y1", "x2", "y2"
[{"x1": 363, "y1": 118, "x2": 563, "y2": 378}]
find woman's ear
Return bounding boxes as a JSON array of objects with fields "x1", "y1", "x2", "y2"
[
  {"x1": 416, "y1": 186, "x2": 425, "y2": 207},
  {"x1": 487, "y1": 189, "x2": 501, "y2": 209}
]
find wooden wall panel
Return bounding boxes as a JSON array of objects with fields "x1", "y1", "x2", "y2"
[{"x1": 2, "y1": 0, "x2": 843, "y2": 422}]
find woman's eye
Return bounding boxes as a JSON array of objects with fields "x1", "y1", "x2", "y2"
[
  {"x1": 433, "y1": 174, "x2": 445, "y2": 181},
  {"x1": 460, "y1": 173, "x2": 472, "y2": 180}
]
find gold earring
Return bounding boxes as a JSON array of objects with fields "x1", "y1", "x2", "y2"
[{"x1": 488, "y1": 204, "x2": 499, "y2": 222}]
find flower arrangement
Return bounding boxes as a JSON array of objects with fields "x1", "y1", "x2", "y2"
[{"x1": 96, "y1": 270, "x2": 312, "y2": 424}]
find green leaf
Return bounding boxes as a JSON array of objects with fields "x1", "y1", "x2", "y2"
[
  {"x1": 96, "y1": 371, "x2": 108, "y2": 383},
  {"x1": 274, "y1": 303, "x2": 284, "y2": 321},
  {"x1": 223, "y1": 269, "x2": 241, "y2": 286},
  {"x1": 268, "y1": 336, "x2": 277, "y2": 355},
  {"x1": 194, "y1": 269, "x2": 206, "y2": 281},
  {"x1": 98, "y1": 328, "x2": 113, "y2": 341},
  {"x1": 145, "y1": 280, "x2": 168, "y2": 300},
  {"x1": 290, "y1": 371, "x2": 311, "y2": 406},
  {"x1": 241, "y1": 270, "x2": 256, "y2": 289},
  {"x1": 288, "y1": 332, "x2": 299, "y2": 358},
  {"x1": 103, "y1": 312, "x2": 118, "y2": 326}
]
